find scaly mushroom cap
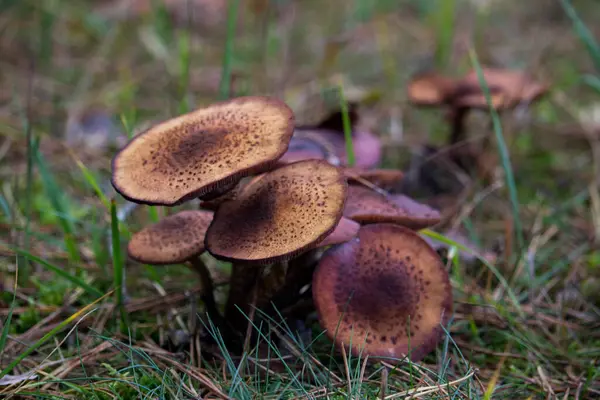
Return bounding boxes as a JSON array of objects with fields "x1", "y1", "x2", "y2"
[
  {"x1": 127, "y1": 210, "x2": 214, "y2": 264},
  {"x1": 407, "y1": 72, "x2": 457, "y2": 106},
  {"x1": 205, "y1": 159, "x2": 347, "y2": 264},
  {"x1": 312, "y1": 223, "x2": 453, "y2": 361},
  {"x1": 111, "y1": 96, "x2": 295, "y2": 205},
  {"x1": 456, "y1": 68, "x2": 549, "y2": 109},
  {"x1": 344, "y1": 185, "x2": 441, "y2": 230}
]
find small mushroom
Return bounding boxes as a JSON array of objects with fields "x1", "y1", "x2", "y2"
[
  {"x1": 312, "y1": 223, "x2": 453, "y2": 362},
  {"x1": 457, "y1": 67, "x2": 549, "y2": 109},
  {"x1": 343, "y1": 167, "x2": 405, "y2": 191},
  {"x1": 111, "y1": 96, "x2": 295, "y2": 206},
  {"x1": 407, "y1": 68, "x2": 549, "y2": 147},
  {"x1": 127, "y1": 210, "x2": 223, "y2": 326},
  {"x1": 343, "y1": 185, "x2": 441, "y2": 230},
  {"x1": 406, "y1": 71, "x2": 457, "y2": 107},
  {"x1": 205, "y1": 159, "x2": 348, "y2": 264}
]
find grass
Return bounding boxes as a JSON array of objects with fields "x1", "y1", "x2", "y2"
[{"x1": 1, "y1": 0, "x2": 600, "y2": 398}]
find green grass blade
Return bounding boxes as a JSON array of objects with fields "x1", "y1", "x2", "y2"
[
  {"x1": 219, "y1": 0, "x2": 240, "y2": 100},
  {"x1": 338, "y1": 83, "x2": 356, "y2": 167},
  {"x1": 421, "y1": 229, "x2": 524, "y2": 317},
  {"x1": 432, "y1": 0, "x2": 456, "y2": 68},
  {"x1": 560, "y1": 0, "x2": 600, "y2": 72},
  {"x1": 468, "y1": 48, "x2": 525, "y2": 252},
  {"x1": 70, "y1": 152, "x2": 110, "y2": 210},
  {"x1": 111, "y1": 199, "x2": 128, "y2": 330},
  {"x1": 9, "y1": 247, "x2": 103, "y2": 298},
  {"x1": 0, "y1": 291, "x2": 111, "y2": 379},
  {"x1": 0, "y1": 281, "x2": 16, "y2": 356},
  {"x1": 34, "y1": 149, "x2": 81, "y2": 263}
]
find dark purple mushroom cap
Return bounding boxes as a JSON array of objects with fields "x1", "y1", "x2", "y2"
[
  {"x1": 312, "y1": 223, "x2": 453, "y2": 362},
  {"x1": 343, "y1": 185, "x2": 441, "y2": 230},
  {"x1": 111, "y1": 96, "x2": 295, "y2": 206},
  {"x1": 205, "y1": 159, "x2": 348, "y2": 264},
  {"x1": 127, "y1": 210, "x2": 214, "y2": 264}
]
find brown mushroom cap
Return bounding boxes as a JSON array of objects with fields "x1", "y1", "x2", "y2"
[
  {"x1": 407, "y1": 72, "x2": 457, "y2": 106},
  {"x1": 127, "y1": 210, "x2": 214, "y2": 264},
  {"x1": 111, "y1": 96, "x2": 295, "y2": 206},
  {"x1": 343, "y1": 167, "x2": 405, "y2": 190},
  {"x1": 343, "y1": 185, "x2": 441, "y2": 230},
  {"x1": 455, "y1": 68, "x2": 549, "y2": 109},
  {"x1": 312, "y1": 223, "x2": 452, "y2": 361},
  {"x1": 205, "y1": 159, "x2": 348, "y2": 264}
]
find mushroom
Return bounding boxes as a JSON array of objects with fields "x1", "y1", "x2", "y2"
[
  {"x1": 111, "y1": 96, "x2": 295, "y2": 206},
  {"x1": 312, "y1": 223, "x2": 453, "y2": 362},
  {"x1": 204, "y1": 159, "x2": 348, "y2": 332},
  {"x1": 343, "y1": 185, "x2": 441, "y2": 230},
  {"x1": 127, "y1": 210, "x2": 223, "y2": 327},
  {"x1": 407, "y1": 68, "x2": 549, "y2": 147},
  {"x1": 343, "y1": 167, "x2": 405, "y2": 191},
  {"x1": 205, "y1": 159, "x2": 348, "y2": 264}
]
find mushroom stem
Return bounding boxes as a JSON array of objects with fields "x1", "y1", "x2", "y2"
[
  {"x1": 188, "y1": 257, "x2": 221, "y2": 324},
  {"x1": 225, "y1": 264, "x2": 264, "y2": 333},
  {"x1": 447, "y1": 106, "x2": 469, "y2": 146},
  {"x1": 263, "y1": 250, "x2": 321, "y2": 318}
]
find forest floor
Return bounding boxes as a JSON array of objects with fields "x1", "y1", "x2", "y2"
[{"x1": 1, "y1": 0, "x2": 600, "y2": 398}]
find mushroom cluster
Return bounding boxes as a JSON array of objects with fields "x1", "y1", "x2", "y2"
[{"x1": 112, "y1": 95, "x2": 453, "y2": 363}]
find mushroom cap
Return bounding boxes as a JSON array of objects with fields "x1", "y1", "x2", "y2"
[
  {"x1": 111, "y1": 96, "x2": 295, "y2": 206},
  {"x1": 317, "y1": 217, "x2": 360, "y2": 248},
  {"x1": 312, "y1": 223, "x2": 453, "y2": 361},
  {"x1": 343, "y1": 167, "x2": 405, "y2": 190},
  {"x1": 343, "y1": 185, "x2": 441, "y2": 230},
  {"x1": 205, "y1": 159, "x2": 348, "y2": 264},
  {"x1": 407, "y1": 72, "x2": 457, "y2": 106},
  {"x1": 456, "y1": 68, "x2": 549, "y2": 109},
  {"x1": 127, "y1": 210, "x2": 214, "y2": 264}
]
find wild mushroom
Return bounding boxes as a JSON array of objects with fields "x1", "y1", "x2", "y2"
[
  {"x1": 205, "y1": 159, "x2": 348, "y2": 332},
  {"x1": 205, "y1": 159, "x2": 348, "y2": 264},
  {"x1": 312, "y1": 223, "x2": 453, "y2": 362},
  {"x1": 343, "y1": 184, "x2": 441, "y2": 230},
  {"x1": 111, "y1": 96, "x2": 294, "y2": 206},
  {"x1": 407, "y1": 68, "x2": 549, "y2": 147},
  {"x1": 127, "y1": 210, "x2": 222, "y2": 326},
  {"x1": 343, "y1": 167, "x2": 405, "y2": 191}
]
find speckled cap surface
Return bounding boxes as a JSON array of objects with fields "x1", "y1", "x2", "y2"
[
  {"x1": 127, "y1": 210, "x2": 214, "y2": 264},
  {"x1": 312, "y1": 223, "x2": 453, "y2": 362},
  {"x1": 111, "y1": 96, "x2": 295, "y2": 205},
  {"x1": 205, "y1": 159, "x2": 347, "y2": 264}
]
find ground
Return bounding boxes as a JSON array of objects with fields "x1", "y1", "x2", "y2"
[{"x1": 1, "y1": 0, "x2": 600, "y2": 399}]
